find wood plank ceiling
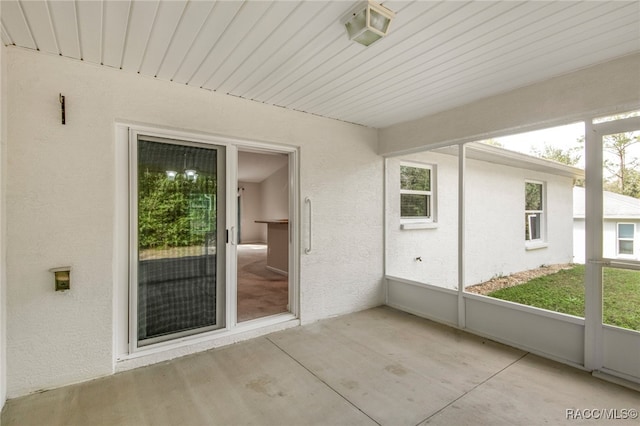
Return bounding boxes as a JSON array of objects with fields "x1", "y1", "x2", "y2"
[{"x1": 2, "y1": 1, "x2": 639, "y2": 128}]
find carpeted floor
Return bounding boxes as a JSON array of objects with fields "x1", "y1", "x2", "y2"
[{"x1": 237, "y1": 244, "x2": 289, "y2": 322}]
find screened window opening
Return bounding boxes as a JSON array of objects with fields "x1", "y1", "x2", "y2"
[{"x1": 401, "y1": 163, "x2": 434, "y2": 221}]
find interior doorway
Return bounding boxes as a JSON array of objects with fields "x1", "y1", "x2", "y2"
[{"x1": 236, "y1": 150, "x2": 290, "y2": 322}]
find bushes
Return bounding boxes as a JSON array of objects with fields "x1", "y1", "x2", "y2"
[{"x1": 138, "y1": 170, "x2": 216, "y2": 249}]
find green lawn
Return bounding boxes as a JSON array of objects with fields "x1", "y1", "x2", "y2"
[{"x1": 488, "y1": 264, "x2": 640, "y2": 331}]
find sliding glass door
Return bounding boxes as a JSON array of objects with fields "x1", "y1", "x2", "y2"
[{"x1": 132, "y1": 136, "x2": 225, "y2": 346}]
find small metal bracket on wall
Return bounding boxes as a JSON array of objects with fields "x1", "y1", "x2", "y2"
[{"x1": 59, "y1": 93, "x2": 65, "y2": 125}]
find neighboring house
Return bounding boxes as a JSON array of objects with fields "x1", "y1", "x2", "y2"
[
  {"x1": 386, "y1": 142, "x2": 585, "y2": 289},
  {"x1": 573, "y1": 187, "x2": 640, "y2": 263}
]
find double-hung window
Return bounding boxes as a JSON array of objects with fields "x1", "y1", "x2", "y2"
[
  {"x1": 400, "y1": 162, "x2": 434, "y2": 223},
  {"x1": 525, "y1": 181, "x2": 545, "y2": 243},
  {"x1": 617, "y1": 223, "x2": 635, "y2": 256}
]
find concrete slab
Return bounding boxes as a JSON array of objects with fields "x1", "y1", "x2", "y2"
[
  {"x1": 420, "y1": 354, "x2": 640, "y2": 425},
  {"x1": 2, "y1": 307, "x2": 638, "y2": 426},
  {"x1": 269, "y1": 307, "x2": 526, "y2": 425},
  {"x1": 1, "y1": 337, "x2": 375, "y2": 426}
]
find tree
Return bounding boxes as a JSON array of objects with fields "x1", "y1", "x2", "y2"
[
  {"x1": 530, "y1": 141, "x2": 584, "y2": 187},
  {"x1": 138, "y1": 169, "x2": 217, "y2": 249},
  {"x1": 530, "y1": 143, "x2": 582, "y2": 166},
  {"x1": 482, "y1": 138, "x2": 503, "y2": 147},
  {"x1": 603, "y1": 131, "x2": 639, "y2": 197}
]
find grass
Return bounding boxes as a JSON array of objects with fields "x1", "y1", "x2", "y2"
[{"x1": 488, "y1": 264, "x2": 640, "y2": 331}]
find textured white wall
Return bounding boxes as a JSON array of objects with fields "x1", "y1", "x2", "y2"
[
  {"x1": 5, "y1": 48, "x2": 383, "y2": 397},
  {"x1": 386, "y1": 151, "x2": 575, "y2": 288},
  {"x1": 261, "y1": 164, "x2": 289, "y2": 221},
  {"x1": 379, "y1": 53, "x2": 640, "y2": 155},
  {"x1": 386, "y1": 152, "x2": 459, "y2": 289},
  {"x1": 465, "y1": 159, "x2": 575, "y2": 284},
  {"x1": 239, "y1": 182, "x2": 265, "y2": 244}
]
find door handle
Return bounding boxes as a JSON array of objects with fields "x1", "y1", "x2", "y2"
[{"x1": 305, "y1": 197, "x2": 312, "y2": 254}]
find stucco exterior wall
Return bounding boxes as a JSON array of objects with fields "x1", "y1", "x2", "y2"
[
  {"x1": 387, "y1": 150, "x2": 575, "y2": 288},
  {"x1": 5, "y1": 48, "x2": 383, "y2": 397},
  {"x1": 386, "y1": 152, "x2": 459, "y2": 289}
]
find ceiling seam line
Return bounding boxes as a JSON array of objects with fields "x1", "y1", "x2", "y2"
[
  {"x1": 354, "y1": 3, "x2": 635, "y2": 120},
  {"x1": 284, "y1": 0, "x2": 450, "y2": 109},
  {"x1": 1, "y1": 21, "x2": 15, "y2": 45},
  {"x1": 168, "y1": 0, "x2": 218, "y2": 82},
  {"x1": 44, "y1": 0, "x2": 61, "y2": 55},
  {"x1": 185, "y1": 1, "x2": 246, "y2": 86},
  {"x1": 99, "y1": 0, "x2": 104, "y2": 64},
  {"x1": 217, "y1": 2, "x2": 304, "y2": 91},
  {"x1": 118, "y1": 0, "x2": 133, "y2": 69},
  {"x1": 73, "y1": 0, "x2": 82, "y2": 59},
  {"x1": 356, "y1": 33, "x2": 638, "y2": 126},
  {"x1": 296, "y1": 0, "x2": 507, "y2": 111},
  {"x1": 247, "y1": 1, "x2": 358, "y2": 99},
  {"x1": 321, "y1": 0, "x2": 606, "y2": 119},
  {"x1": 152, "y1": 0, "x2": 190, "y2": 78},
  {"x1": 135, "y1": 0, "x2": 160, "y2": 73},
  {"x1": 256, "y1": 33, "x2": 344, "y2": 103},
  {"x1": 16, "y1": 0, "x2": 39, "y2": 50},
  {"x1": 200, "y1": 2, "x2": 277, "y2": 89},
  {"x1": 304, "y1": 1, "x2": 530, "y2": 113},
  {"x1": 229, "y1": 1, "x2": 332, "y2": 95}
]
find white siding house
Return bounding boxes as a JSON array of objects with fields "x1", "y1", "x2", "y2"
[
  {"x1": 573, "y1": 187, "x2": 640, "y2": 263},
  {"x1": 387, "y1": 143, "x2": 584, "y2": 289}
]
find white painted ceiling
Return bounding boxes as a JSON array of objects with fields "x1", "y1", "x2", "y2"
[
  {"x1": 2, "y1": 1, "x2": 639, "y2": 128},
  {"x1": 238, "y1": 150, "x2": 288, "y2": 182}
]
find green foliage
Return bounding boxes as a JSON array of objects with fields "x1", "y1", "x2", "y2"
[
  {"x1": 488, "y1": 265, "x2": 640, "y2": 330},
  {"x1": 138, "y1": 170, "x2": 216, "y2": 249},
  {"x1": 525, "y1": 182, "x2": 542, "y2": 210},
  {"x1": 482, "y1": 138, "x2": 503, "y2": 147},
  {"x1": 530, "y1": 143, "x2": 582, "y2": 166},
  {"x1": 400, "y1": 165, "x2": 430, "y2": 191},
  {"x1": 602, "y1": 129, "x2": 639, "y2": 198}
]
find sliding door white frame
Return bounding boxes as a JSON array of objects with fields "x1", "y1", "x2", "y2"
[{"x1": 114, "y1": 122, "x2": 300, "y2": 365}]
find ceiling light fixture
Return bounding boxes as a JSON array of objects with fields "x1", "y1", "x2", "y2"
[{"x1": 344, "y1": 0, "x2": 395, "y2": 47}]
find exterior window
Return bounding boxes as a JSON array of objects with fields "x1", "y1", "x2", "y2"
[
  {"x1": 617, "y1": 223, "x2": 635, "y2": 256},
  {"x1": 400, "y1": 163, "x2": 434, "y2": 221},
  {"x1": 525, "y1": 181, "x2": 545, "y2": 242}
]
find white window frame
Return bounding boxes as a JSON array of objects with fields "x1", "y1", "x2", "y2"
[
  {"x1": 616, "y1": 222, "x2": 635, "y2": 257},
  {"x1": 524, "y1": 180, "x2": 546, "y2": 246},
  {"x1": 400, "y1": 161, "x2": 436, "y2": 225}
]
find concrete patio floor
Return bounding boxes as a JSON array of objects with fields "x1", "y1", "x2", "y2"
[{"x1": 2, "y1": 306, "x2": 638, "y2": 425}]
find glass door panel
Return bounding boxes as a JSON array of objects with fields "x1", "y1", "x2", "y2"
[{"x1": 136, "y1": 137, "x2": 224, "y2": 345}]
